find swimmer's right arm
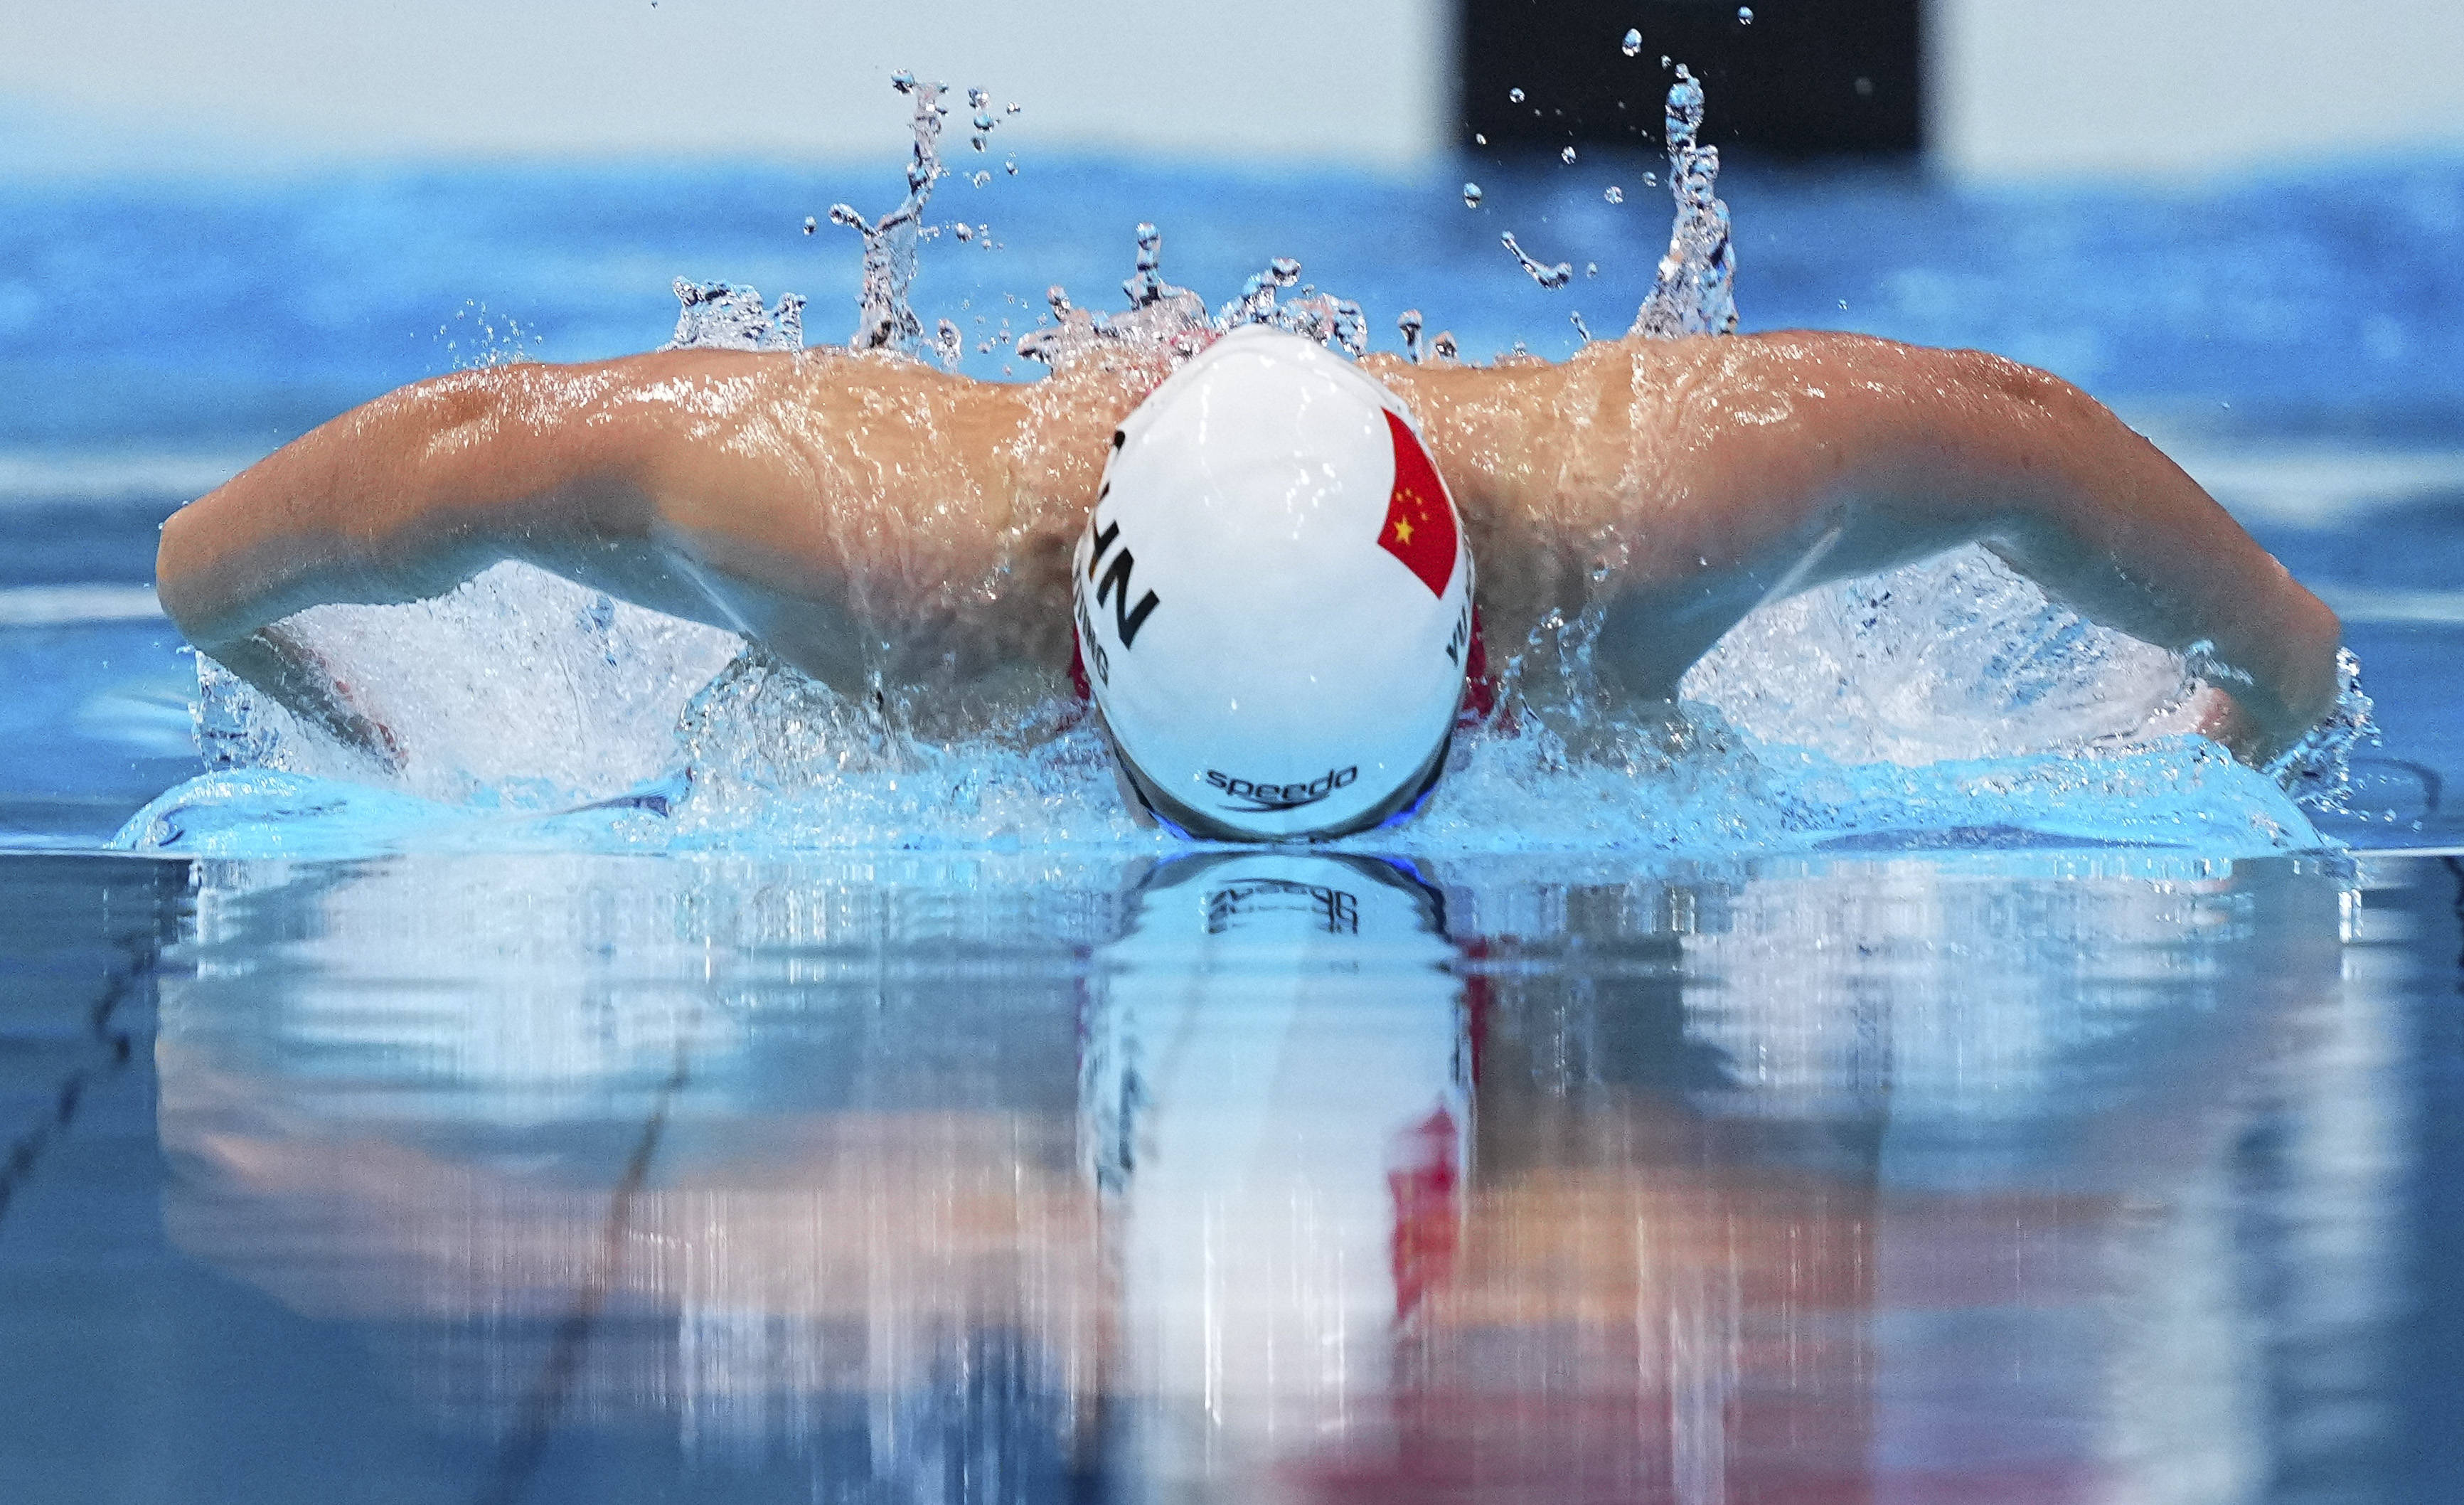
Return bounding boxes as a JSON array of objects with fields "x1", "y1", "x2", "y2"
[
  {"x1": 156, "y1": 349, "x2": 1151, "y2": 748},
  {"x1": 158, "y1": 352, "x2": 771, "y2": 748}
]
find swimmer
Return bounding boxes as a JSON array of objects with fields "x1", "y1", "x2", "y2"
[{"x1": 155, "y1": 324, "x2": 2342, "y2": 839}]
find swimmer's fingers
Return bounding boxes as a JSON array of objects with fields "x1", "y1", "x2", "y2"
[
  {"x1": 2183, "y1": 684, "x2": 2266, "y2": 764},
  {"x1": 2185, "y1": 675, "x2": 2329, "y2": 768}
]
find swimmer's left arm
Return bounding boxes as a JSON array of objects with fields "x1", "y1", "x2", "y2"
[{"x1": 1378, "y1": 332, "x2": 2340, "y2": 763}]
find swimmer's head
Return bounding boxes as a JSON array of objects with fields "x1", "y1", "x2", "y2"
[{"x1": 1072, "y1": 325, "x2": 1473, "y2": 841}]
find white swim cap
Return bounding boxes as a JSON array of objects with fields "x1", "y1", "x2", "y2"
[{"x1": 1072, "y1": 325, "x2": 1474, "y2": 841}]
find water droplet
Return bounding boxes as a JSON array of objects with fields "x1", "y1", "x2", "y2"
[
  {"x1": 1462, "y1": 181, "x2": 1483, "y2": 208},
  {"x1": 968, "y1": 87, "x2": 990, "y2": 108},
  {"x1": 1737, "y1": 5, "x2": 1752, "y2": 20},
  {"x1": 1660, "y1": 54, "x2": 1671, "y2": 67},
  {"x1": 1643, "y1": 171, "x2": 1658, "y2": 186},
  {"x1": 1006, "y1": 102, "x2": 1022, "y2": 114},
  {"x1": 1855, "y1": 76, "x2": 1873, "y2": 97},
  {"x1": 954, "y1": 222, "x2": 973, "y2": 241},
  {"x1": 1622, "y1": 28, "x2": 1643, "y2": 56},
  {"x1": 1508, "y1": 87, "x2": 1525, "y2": 103},
  {"x1": 1473, "y1": 132, "x2": 1487, "y2": 146},
  {"x1": 1561, "y1": 146, "x2": 1579, "y2": 164},
  {"x1": 802, "y1": 216, "x2": 817, "y2": 235},
  {"x1": 974, "y1": 111, "x2": 995, "y2": 132},
  {"x1": 1004, "y1": 159, "x2": 1018, "y2": 175},
  {"x1": 1500, "y1": 230, "x2": 1573, "y2": 289},
  {"x1": 1586, "y1": 262, "x2": 1599, "y2": 276},
  {"x1": 1604, "y1": 185, "x2": 1623, "y2": 203},
  {"x1": 1838, "y1": 299, "x2": 1848, "y2": 309}
]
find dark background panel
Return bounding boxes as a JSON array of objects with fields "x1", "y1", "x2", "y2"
[{"x1": 1459, "y1": 0, "x2": 1923, "y2": 154}]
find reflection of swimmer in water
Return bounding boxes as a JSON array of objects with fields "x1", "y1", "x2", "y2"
[{"x1": 156, "y1": 321, "x2": 2341, "y2": 837}]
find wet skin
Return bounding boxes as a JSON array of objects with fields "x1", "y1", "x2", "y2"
[{"x1": 155, "y1": 331, "x2": 2341, "y2": 764}]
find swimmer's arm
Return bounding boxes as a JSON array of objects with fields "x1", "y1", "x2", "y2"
[
  {"x1": 1383, "y1": 333, "x2": 2340, "y2": 762},
  {"x1": 1647, "y1": 336, "x2": 2338, "y2": 760},
  {"x1": 156, "y1": 350, "x2": 1134, "y2": 745},
  {"x1": 159, "y1": 353, "x2": 757, "y2": 745}
]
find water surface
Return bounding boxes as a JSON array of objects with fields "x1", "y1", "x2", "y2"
[{"x1": 2, "y1": 847, "x2": 2458, "y2": 1501}]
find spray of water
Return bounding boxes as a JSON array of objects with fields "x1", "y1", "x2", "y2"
[
  {"x1": 1017, "y1": 228, "x2": 1369, "y2": 371},
  {"x1": 1500, "y1": 230, "x2": 1575, "y2": 290},
  {"x1": 436, "y1": 300, "x2": 545, "y2": 366},
  {"x1": 661, "y1": 280, "x2": 806, "y2": 353},
  {"x1": 828, "y1": 73, "x2": 951, "y2": 359},
  {"x1": 1633, "y1": 65, "x2": 1739, "y2": 338}
]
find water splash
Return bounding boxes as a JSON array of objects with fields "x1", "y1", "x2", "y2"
[
  {"x1": 1018, "y1": 229, "x2": 1368, "y2": 368},
  {"x1": 435, "y1": 300, "x2": 543, "y2": 367},
  {"x1": 193, "y1": 563, "x2": 743, "y2": 808},
  {"x1": 134, "y1": 664, "x2": 2329, "y2": 860},
  {"x1": 2264, "y1": 649, "x2": 2377, "y2": 809},
  {"x1": 1500, "y1": 230, "x2": 1575, "y2": 289},
  {"x1": 1015, "y1": 224, "x2": 1214, "y2": 369},
  {"x1": 827, "y1": 73, "x2": 949, "y2": 358},
  {"x1": 966, "y1": 87, "x2": 996, "y2": 152},
  {"x1": 1119, "y1": 220, "x2": 1170, "y2": 307},
  {"x1": 661, "y1": 279, "x2": 806, "y2": 353},
  {"x1": 1632, "y1": 63, "x2": 1738, "y2": 338}
]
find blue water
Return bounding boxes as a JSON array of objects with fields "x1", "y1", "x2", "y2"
[{"x1": 4, "y1": 844, "x2": 2461, "y2": 1504}]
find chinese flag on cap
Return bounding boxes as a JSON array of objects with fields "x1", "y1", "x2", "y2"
[{"x1": 1378, "y1": 410, "x2": 1458, "y2": 597}]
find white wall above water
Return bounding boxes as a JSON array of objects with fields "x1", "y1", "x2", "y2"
[
  {"x1": 1931, "y1": 0, "x2": 2464, "y2": 179},
  {"x1": 4, "y1": 1, "x2": 2462, "y2": 178},
  {"x1": 0, "y1": 0, "x2": 1454, "y2": 170}
]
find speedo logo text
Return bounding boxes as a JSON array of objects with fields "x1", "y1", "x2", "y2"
[{"x1": 1205, "y1": 765, "x2": 1358, "y2": 812}]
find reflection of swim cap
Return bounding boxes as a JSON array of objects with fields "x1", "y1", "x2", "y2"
[
  {"x1": 1072, "y1": 326, "x2": 1475, "y2": 841},
  {"x1": 1084, "y1": 851, "x2": 1466, "y2": 1442}
]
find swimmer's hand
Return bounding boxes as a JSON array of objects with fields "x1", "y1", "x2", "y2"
[{"x1": 199, "y1": 626, "x2": 406, "y2": 771}]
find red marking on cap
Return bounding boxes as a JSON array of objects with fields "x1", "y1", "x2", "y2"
[{"x1": 1378, "y1": 410, "x2": 1458, "y2": 598}]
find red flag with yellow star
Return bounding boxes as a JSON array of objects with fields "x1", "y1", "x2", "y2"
[{"x1": 1377, "y1": 410, "x2": 1457, "y2": 597}]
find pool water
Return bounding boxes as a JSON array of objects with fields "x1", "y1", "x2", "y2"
[
  {"x1": 3, "y1": 142, "x2": 2463, "y2": 1499},
  {"x1": 3, "y1": 847, "x2": 2461, "y2": 1503}
]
